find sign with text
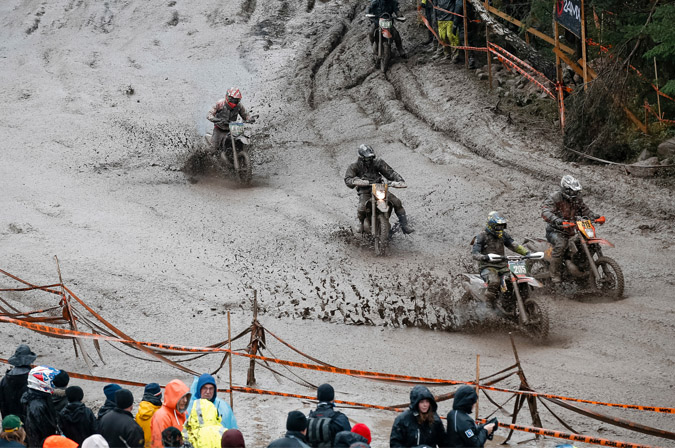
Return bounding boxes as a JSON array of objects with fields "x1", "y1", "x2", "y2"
[{"x1": 555, "y1": 0, "x2": 582, "y2": 37}]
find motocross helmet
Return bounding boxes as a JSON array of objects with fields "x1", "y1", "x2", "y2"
[
  {"x1": 486, "y1": 211, "x2": 507, "y2": 239},
  {"x1": 560, "y1": 175, "x2": 582, "y2": 200},
  {"x1": 27, "y1": 366, "x2": 60, "y2": 394},
  {"x1": 358, "y1": 144, "x2": 376, "y2": 167},
  {"x1": 226, "y1": 87, "x2": 242, "y2": 108}
]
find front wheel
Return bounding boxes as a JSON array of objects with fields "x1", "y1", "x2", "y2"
[
  {"x1": 380, "y1": 41, "x2": 391, "y2": 73},
  {"x1": 593, "y1": 256, "x2": 624, "y2": 299},
  {"x1": 523, "y1": 298, "x2": 549, "y2": 340},
  {"x1": 373, "y1": 213, "x2": 390, "y2": 256},
  {"x1": 236, "y1": 151, "x2": 252, "y2": 184}
]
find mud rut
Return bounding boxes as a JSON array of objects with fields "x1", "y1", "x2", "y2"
[{"x1": 1, "y1": 0, "x2": 674, "y2": 446}]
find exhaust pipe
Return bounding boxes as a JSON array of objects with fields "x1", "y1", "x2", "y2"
[{"x1": 565, "y1": 260, "x2": 588, "y2": 278}]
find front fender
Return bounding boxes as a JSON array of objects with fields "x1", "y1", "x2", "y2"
[
  {"x1": 382, "y1": 29, "x2": 392, "y2": 39},
  {"x1": 587, "y1": 238, "x2": 614, "y2": 247},
  {"x1": 516, "y1": 276, "x2": 542, "y2": 287}
]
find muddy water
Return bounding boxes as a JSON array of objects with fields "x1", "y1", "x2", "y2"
[{"x1": 0, "y1": 0, "x2": 673, "y2": 446}]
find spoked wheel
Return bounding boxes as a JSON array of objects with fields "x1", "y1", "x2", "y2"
[
  {"x1": 236, "y1": 152, "x2": 252, "y2": 184},
  {"x1": 593, "y1": 256, "x2": 624, "y2": 299},
  {"x1": 381, "y1": 42, "x2": 391, "y2": 73},
  {"x1": 373, "y1": 213, "x2": 390, "y2": 256},
  {"x1": 523, "y1": 298, "x2": 550, "y2": 340}
]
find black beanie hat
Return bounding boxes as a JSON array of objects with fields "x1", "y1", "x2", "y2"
[
  {"x1": 317, "y1": 383, "x2": 334, "y2": 402},
  {"x1": 66, "y1": 386, "x2": 84, "y2": 403},
  {"x1": 115, "y1": 389, "x2": 134, "y2": 410},
  {"x1": 286, "y1": 411, "x2": 308, "y2": 432},
  {"x1": 53, "y1": 370, "x2": 70, "y2": 388}
]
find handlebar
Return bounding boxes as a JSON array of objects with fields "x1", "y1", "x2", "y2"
[
  {"x1": 486, "y1": 252, "x2": 544, "y2": 262},
  {"x1": 365, "y1": 13, "x2": 405, "y2": 21},
  {"x1": 353, "y1": 180, "x2": 407, "y2": 188},
  {"x1": 561, "y1": 216, "x2": 606, "y2": 228}
]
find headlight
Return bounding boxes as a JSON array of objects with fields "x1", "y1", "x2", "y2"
[{"x1": 375, "y1": 190, "x2": 386, "y2": 200}]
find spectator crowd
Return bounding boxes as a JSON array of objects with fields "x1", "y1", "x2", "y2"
[{"x1": 1, "y1": 344, "x2": 497, "y2": 447}]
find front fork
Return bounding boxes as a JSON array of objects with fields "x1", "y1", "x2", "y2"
[
  {"x1": 371, "y1": 193, "x2": 377, "y2": 237},
  {"x1": 230, "y1": 134, "x2": 240, "y2": 172},
  {"x1": 511, "y1": 277, "x2": 529, "y2": 325},
  {"x1": 579, "y1": 239, "x2": 602, "y2": 283},
  {"x1": 378, "y1": 29, "x2": 382, "y2": 58}
]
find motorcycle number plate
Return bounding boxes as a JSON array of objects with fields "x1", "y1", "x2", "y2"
[
  {"x1": 229, "y1": 122, "x2": 245, "y2": 137},
  {"x1": 508, "y1": 260, "x2": 527, "y2": 275},
  {"x1": 379, "y1": 18, "x2": 392, "y2": 28}
]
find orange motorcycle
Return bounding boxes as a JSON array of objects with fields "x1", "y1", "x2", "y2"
[{"x1": 524, "y1": 216, "x2": 624, "y2": 299}]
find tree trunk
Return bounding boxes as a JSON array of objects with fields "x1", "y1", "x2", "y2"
[{"x1": 469, "y1": 0, "x2": 557, "y2": 81}]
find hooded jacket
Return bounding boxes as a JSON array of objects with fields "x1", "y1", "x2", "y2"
[
  {"x1": 59, "y1": 401, "x2": 98, "y2": 445},
  {"x1": 99, "y1": 407, "x2": 145, "y2": 448},
  {"x1": 136, "y1": 400, "x2": 161, "y2": 448},
  {"x1": 21, "y1": 388, "x2": 59, "y2": 447},
  {"x1": 188, "y1": 374, "x2": 238, "y2": 430},
  {"x1": 184, "y1": 399, "x2": 225, "y2": 448},
  {"x1": 445, "y1": 385, "x2": 489, "y2": 447},
  {"x1": 0, "y1": 367, "x2": 31, "y2": 421},
  {"x1": 150, "y1": 379, "x2": 190, "y2": 448},
  {"x1": 471, "y1": 230, "x2": 528, "y2": 270},
  {"x1": 390, "y1": 386, "x2": 445, "y2": 447},
  {"x1": 542, "y1": 191, "x2": 596, "y2": 236}
]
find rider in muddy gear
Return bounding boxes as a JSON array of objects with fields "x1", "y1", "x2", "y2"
[
  {"x1": 206, "y1": 87, "x2": 252, "y2": 152},
  {"x1": 344, "y1": 144, "x2": 414, "y2": 234},
  {"x1": 541, "y1": 175, "x2": 600, "y2": 284},
  {"x1": 367, "y1": 0, "x2": 407, "y2": 59},
  {"x1": 471, "y1": 211, "x2": 529, "y2": 307}
]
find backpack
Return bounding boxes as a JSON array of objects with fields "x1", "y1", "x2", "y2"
[{"x1": 306, "y1": 417, "x2": 336, "y2": 448}]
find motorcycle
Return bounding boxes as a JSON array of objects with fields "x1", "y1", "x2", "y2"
[
  {"x1": 356, "y1": 180, "x2": 407, "y2": 256},
  {"x1": 461, "y1": 252, "x2": 550, "y2": 339},
  {"x1": 205, "y1": 119, "x2": 255, "y2": 184},
  {"x1": 366, "y1": 12, "x2": 406, "y2": 73},
  {"x1": 524, "y1": 216, "x2": 624, "y2": 299}
]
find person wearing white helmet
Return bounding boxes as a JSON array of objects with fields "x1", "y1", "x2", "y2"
[
  {"x1": 206, "y1": 87, "x2": 254, "y2": 152},
  {"x1": 541, "y1": 175, "x2": 601, "y2": 283},
  {"x1": 20, "y1": 366, "x2": 60, "y2": 447}
]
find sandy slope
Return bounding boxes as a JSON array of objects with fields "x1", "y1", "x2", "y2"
[{"x1": 1, "y1": 0, "x2": 673, "y2": 446}]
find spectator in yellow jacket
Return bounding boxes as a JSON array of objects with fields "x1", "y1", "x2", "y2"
[
  {"x1": 184, "y1": 399, "x2": 225, "y2": 448},
  {"x1": 135, "y1": 383, "x2": 162, "y2": 448}
]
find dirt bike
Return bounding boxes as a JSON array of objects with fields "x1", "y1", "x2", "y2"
[
  {"x1": 205, "y1": 120, "x2": 255, "y2": 184},
  {"x1": 356, "y1": 180, "x2": 407, "y2": 256},
  {"x1": 524, "y1": 216, "x2": 624, "y2": 299},
  {"x1": 366, "y1": 12, "x2": 406, "y2": 73},
  {"x1": 461, "y1": 252, "x2": 550, "y2": 339}
]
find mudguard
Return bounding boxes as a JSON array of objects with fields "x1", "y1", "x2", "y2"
[
  {"x1": 516, "y1": 276, "x2": 543, "y2": 287},
  {"x1": 586, "y1": 238, "x2": 614, "y2": 247},
  {"x1": 382, "y1": 29, "x2": 392, "y2": 39}
]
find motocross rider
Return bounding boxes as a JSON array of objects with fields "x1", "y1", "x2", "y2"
[
  {"x1": 367, "y1": 0, "x2": 407, "y2": 59},
  {"x1": 206, "y1": 87, "x2": 253, "y2": 152},
  {"x1": 344, "y1": 144, "x2": 414, "y2": 234},
  {"x1": 541, "y1": 175, "x2": 601, "y2": 283},
  {"x1": 471, "y1": 211, "x2": 529, "y2": 307}
]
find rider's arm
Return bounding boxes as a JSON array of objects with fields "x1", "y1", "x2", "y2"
[
  {"x1": 541, "y1": 193, "x2": 559, "y2": 223},
  {"x1": 207, "y1": 100, "x2": 224, "y2": 122},
  {"x1": 344, "y1": 163, "x2": 362, "y2": 189},
  {"x1": 504, "y1": 233, "x2": 528, "y2": 255},
  {"x1": 375, "y1": 159, "x2": 404, "y2": 183},
  {"x1": 238, "y1": 103, "x2": 251, "y2": 122},
  {"x1": 471, "y1": 234, "x2": 486, "y2": 261}
]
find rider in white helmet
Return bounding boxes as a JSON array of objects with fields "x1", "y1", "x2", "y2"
[
  {"x1": 206, "y1": 87, "x2": 253, "y2": 151},
  {"x1": 541, "y1": 175, "x2": 600, "y2": 283}
]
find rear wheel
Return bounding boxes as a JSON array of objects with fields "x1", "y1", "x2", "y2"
[
  {"x1": 594, "y1": 256, "x2": 624, "y2": 299},
  {"x1": 381, "y1": 42, "x2": 391, "y2": 73},
  {"x1": 236, "y1": 151, "x2": 252, "y2": 184},
  {"x1": 523, "y1": 298, "x2": 549, "y2": 340},
  {"x1": 374, "y1": 213, "x2": 390, "y2": 256}
]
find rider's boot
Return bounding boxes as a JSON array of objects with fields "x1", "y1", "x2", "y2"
[
  {"x1": 550, "y1": 257, "x2": 563, "y2": 284},
  {"x1": 397, "y1": 213, "x2": 415, "y2": 234}
]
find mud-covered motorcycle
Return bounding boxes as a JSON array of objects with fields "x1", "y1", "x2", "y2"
[
  {"x1": 524, "y1": 216, "x2": 624, "y2": 299},
  {"x1": 205, "y1": 120, "x2": 255, "y2": 184},
  {"x1": 366, "y1": 12, "x2": 406, "y2": 73},
  {"x1": 461, "y1": 252, "x2": 550, "y2": 339},
  {"x1": 356, "y1": 181, "x2": 407, "y2": 256}
]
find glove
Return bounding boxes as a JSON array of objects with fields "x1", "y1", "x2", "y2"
[
  {"x1": 554, "y1": 218, "x2": 564, "y2": 227},
  {"x1": 353, "y1": 179, "x2": 370, "y2": 187},
  {"x1": 525, "y1": 251, "x2": 532, "y2": 257},
  {"x1": 481, "y1": 255, "x2": 490, "y2": 262},
  {"x1": 390, "y1": 181, "x2": 406, "y2": 188}
]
